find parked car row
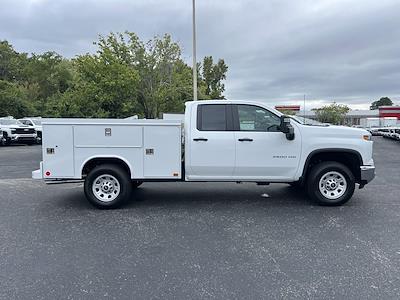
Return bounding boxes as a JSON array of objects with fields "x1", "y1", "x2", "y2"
[
  {"x1": 370, "y1": 127, "x2": 400, "y2": 141},
  {"x1": 0, "y1": 116, "x2": 42, "y2": 146}
]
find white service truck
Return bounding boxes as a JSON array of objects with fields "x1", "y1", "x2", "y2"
[{"x1": 33, "y1": 100, "x2": 375, "y2": 208}]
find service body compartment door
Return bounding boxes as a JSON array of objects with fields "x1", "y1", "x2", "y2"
[
  {"x1": 42, "y1": 125, "x2": 74, "y2": 178},
  {"x1": 74, "y1": 125, "x2": 143, "y2": 148},
  {"x1": 143, "y1": 126, "x2": 181, "y2": 178}
]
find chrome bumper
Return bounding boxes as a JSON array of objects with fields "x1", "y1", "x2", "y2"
[
  {"x1": 360, "y1": 165, "x2": 375, "y2": 184},
  {"x1": 11, "y1": 134, "x2": 37, "y2": 141}
]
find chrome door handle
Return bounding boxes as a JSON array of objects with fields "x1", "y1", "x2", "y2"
[
  {"x1": 193, "y1": 138, "x2": 208, "y2": 141},
  {"x1": 238, "y1": 138, "x2": 253, "y2": 142}
]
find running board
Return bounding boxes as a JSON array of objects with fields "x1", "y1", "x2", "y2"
[{"x1": 45, "y1": 179, "x2": 84, "y2": 185}]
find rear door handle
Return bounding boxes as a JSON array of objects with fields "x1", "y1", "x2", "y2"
[
  {"x1": 238, "y1": 138, "x2": 253, "y2": 142},
  {"x1": 193, "y1": 138, "x2": 208, "y2": 141}
]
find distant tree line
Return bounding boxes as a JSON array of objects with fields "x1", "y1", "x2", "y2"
[
  {"x1": 370, "y1": 97, "x2": 393, "y2": 110},
  {"x1": 313, "y1": 103, "x2": 350, "y2": 125},
  {"x1": 0, "y1": 32, "x2": 228, "y2": 118},
  {"x1": 313, "y1": 96, "x2": 395, "y2": 125}
]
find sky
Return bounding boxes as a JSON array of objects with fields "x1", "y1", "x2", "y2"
[{"x1": 1, "y1": 0, "x2": 399, "y2": 109}]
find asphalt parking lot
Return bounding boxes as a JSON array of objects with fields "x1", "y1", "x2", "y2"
[{"x1": 0, "y1": 138, "x2": 399, "y2": 299}]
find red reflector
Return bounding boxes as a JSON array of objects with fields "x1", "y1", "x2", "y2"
[{"x1": 45, "y1": 171, "x2": 51, "y2": 176}]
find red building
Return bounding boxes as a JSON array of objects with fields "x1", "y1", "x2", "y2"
[
  {"x1": 379, "y1": 106, "x2": 400, "y2": 119},
  {"x1": 275, "y1": 105, "x2": 301, "y2": 113}
]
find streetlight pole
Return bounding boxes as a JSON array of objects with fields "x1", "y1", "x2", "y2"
[{"x1": 192, "y1": 0, "x2": 198, "y2": 101}]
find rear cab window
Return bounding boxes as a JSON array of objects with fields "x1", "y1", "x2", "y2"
[{"x1": 197, "y1": 104, "x2": 232, "y2": 131}]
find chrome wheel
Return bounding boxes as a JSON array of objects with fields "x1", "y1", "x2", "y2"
[
  {"x1": 319, "y1": 171, "x2": 347, "y2": 200},
  {"x1": 92, "y1": 174, "x2": 121, "y2": 202}
]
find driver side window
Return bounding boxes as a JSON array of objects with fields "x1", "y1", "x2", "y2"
[{"x1": 237, "y1": 105, "x2": 280, "y2": 132}]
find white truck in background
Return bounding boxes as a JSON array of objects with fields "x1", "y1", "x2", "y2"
[
  {"x1": 19, "y1": 118, "x2": 43, "y2": 144},
  {"x1": 33, "y1": 100, "x2": 375, "y2": 209},
  {"x1": 0, "y1": 117, "x2": 37, "y2": 145}
]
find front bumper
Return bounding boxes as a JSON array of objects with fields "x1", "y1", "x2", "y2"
[
  {"x1": 360, "y1": 165, "x2": 375, "y2": 184},
  {"x1": 10, "y1": 134, "x2": 37, "y2": 142}
]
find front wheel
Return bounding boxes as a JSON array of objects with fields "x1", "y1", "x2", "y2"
[
  {"x1": 307, "y1": 161, "x2": 355, "y2": 206},
  {"x1": 84, "y1": 164, "x2": 132, "y2": 209}
]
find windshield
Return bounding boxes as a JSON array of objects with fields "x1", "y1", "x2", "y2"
[
  {"x1": 19, "y1": 120, "x2": 32, "y2": 125},
  {"x1": 0, "y1": 119, "x2": 23, "y2": 125},
  {"x1": 289, "y1": 115, "x2": 326, "y2": 126},
  {"x1": 21, "y1": 119, "x2": 41, "y2": 125}
]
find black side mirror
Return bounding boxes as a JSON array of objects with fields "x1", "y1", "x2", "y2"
[{"x1": 280, "y1": 116, "x2": 295, "y2": 140}]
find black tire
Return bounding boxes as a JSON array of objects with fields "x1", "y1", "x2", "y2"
[
  {"x1": 84, "y1": 164, "x2": 132, "y2": 209},
  {"x1": 306, "y1": 161, "x2": 355, "y2": 206},
  {"x1": 132, "y1": 180, "x2": 143, "y2": 188}
]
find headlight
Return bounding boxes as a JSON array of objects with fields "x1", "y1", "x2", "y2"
[{"x1": 362, "y1": 134, "x2": 371, "y2": 141}]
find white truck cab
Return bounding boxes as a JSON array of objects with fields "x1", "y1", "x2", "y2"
[{"x1": 33, "y1": 100, "x2": 375, "y2": 208}]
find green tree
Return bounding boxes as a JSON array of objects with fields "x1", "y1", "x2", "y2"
[
  {"x1": 23, "y1": 52, "x2": 74, "y2": 114},
  {"x1": 1, "y1": 35, "x2": 228, "y2": 119},
  {"x1": 0, "y1": 80, "x2": 33, "y2": 117},
  {"x1": 201, "y1": 56, "x2": 228, "y2": 99},
  {"x1": 0, "y1": 41, "x2": 28, "y2": 82},
  {"x1": 277, "y1": 109, "x2": 296, "y2": 116},
  {"x1": 46, "y1": 48, "x2": 139, "y2": 118},
  {"x1": 313, "y1": 103, "x2": 350, "y2": 125},
  {"x1": 370, "y1": 97, "x2": 393, "y2": 110}
]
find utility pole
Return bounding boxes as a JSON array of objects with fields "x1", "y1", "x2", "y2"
[{"x1": 192, "y1": 0, "x2": 198, "y2": 101}]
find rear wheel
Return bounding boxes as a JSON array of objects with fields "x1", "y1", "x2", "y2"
[
  {"x1": 307, "y1": 161, "x2": 355, "y2": 206},
  {"x1": 84, "y1": 164, "x2": 132, "y2": 209}
]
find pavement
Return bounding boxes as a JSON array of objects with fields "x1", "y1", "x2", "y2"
[{"x1": 0, "y1": 137, "x2": 399, "y2": 299}]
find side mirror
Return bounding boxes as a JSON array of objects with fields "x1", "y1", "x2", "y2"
[{"x1": 280, "y1": 116, "x2": 295, "y2": 140}]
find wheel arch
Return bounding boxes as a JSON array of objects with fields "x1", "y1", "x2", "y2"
[
  {"x1": 81, "y1": 155, "x2": 133, "y2": 178},
  {"x1": 300, "y1": 148, "x2": 363, "y2": 184}
]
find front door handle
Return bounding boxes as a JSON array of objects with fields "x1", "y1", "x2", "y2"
[
  {"x1": 238, "y1": 138, "x2": 253, "y2": 142},
  {"x1": 193, "y1": 138, "x2": 208, "y2": 141}
]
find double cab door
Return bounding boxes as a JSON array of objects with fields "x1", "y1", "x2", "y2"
[{"x1": 188, "y1": 103, "x2": 301, "y2": 181}]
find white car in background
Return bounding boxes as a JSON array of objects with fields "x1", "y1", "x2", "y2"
[
  {"x1": 19, "y1": 118, "x2": 43, "y2": 144},
  {"x1": 393, "y1": 129, "x2": 400, "y2": 141},
  {"x1": 0, "y1": 128, "x2": 5, "y2": 146},
  {"x1": 0, "y1": 117, "x2": 37, "y2": 145}
]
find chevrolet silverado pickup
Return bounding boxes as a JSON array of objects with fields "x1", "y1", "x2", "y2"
[{"x1": 32, "y1": 100, "x2": 375, "y2": 208}]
